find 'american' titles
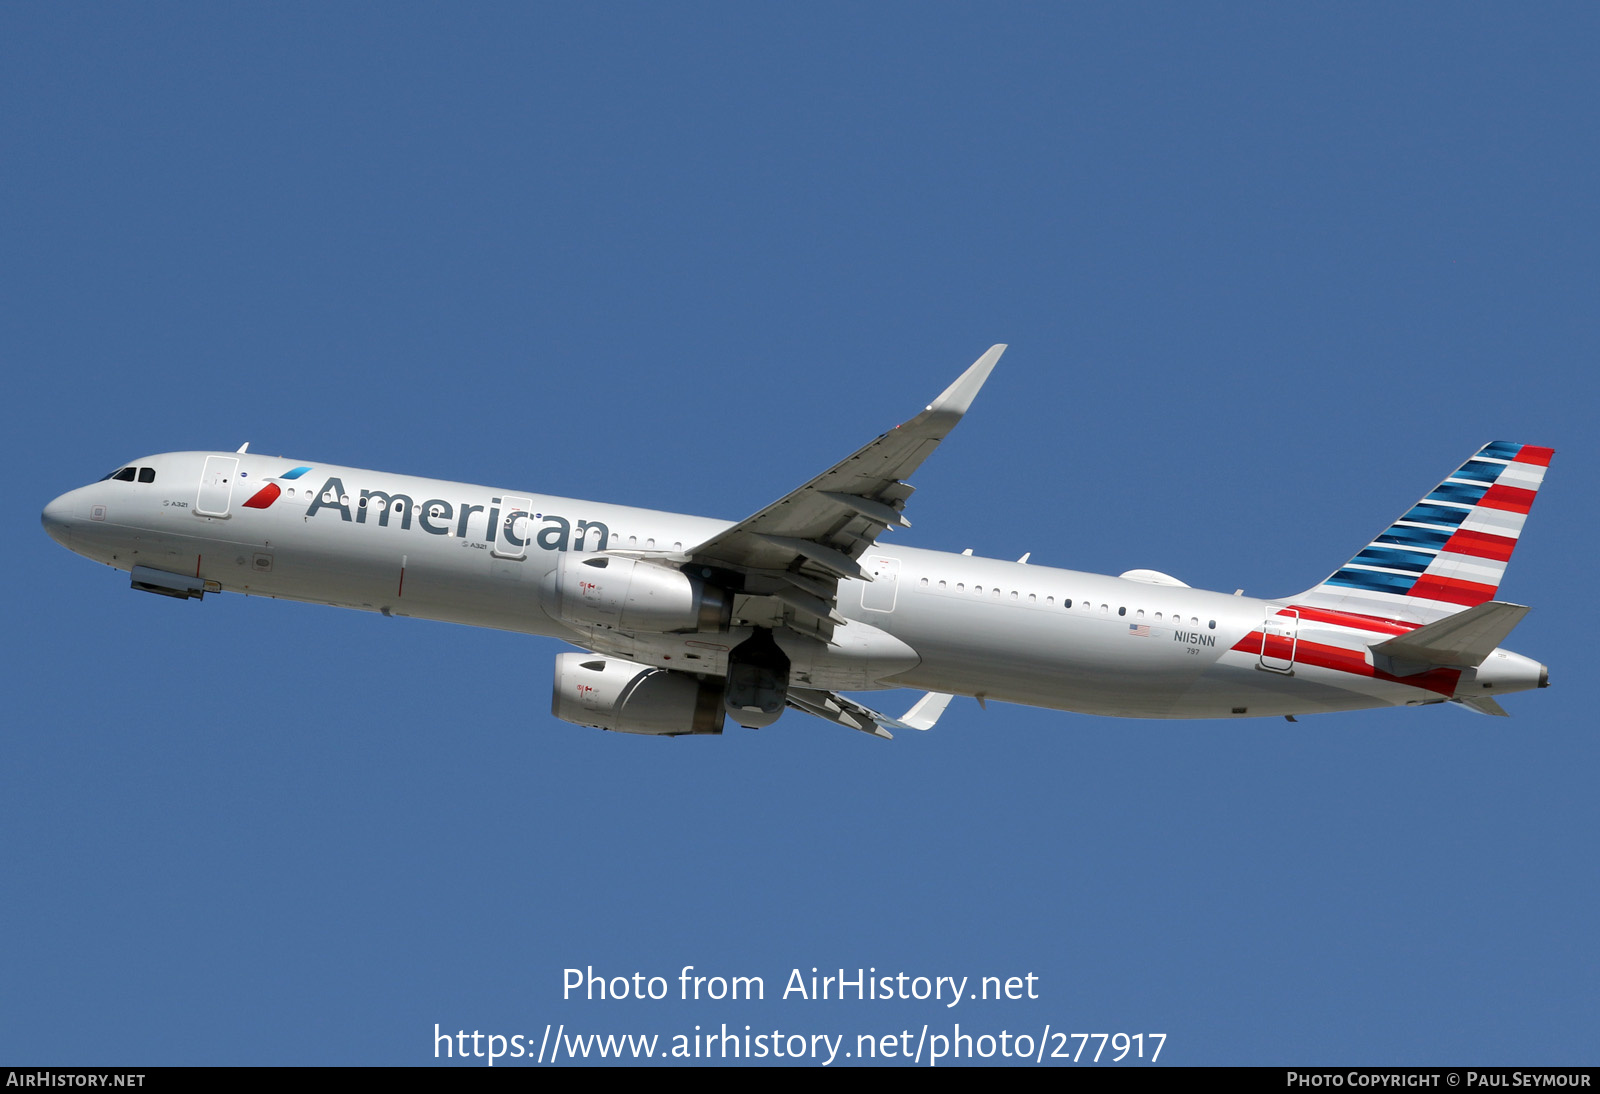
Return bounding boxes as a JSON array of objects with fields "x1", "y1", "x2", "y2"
[{"x1": 305, "y1": 476, "x2": 609, "y2": 553}]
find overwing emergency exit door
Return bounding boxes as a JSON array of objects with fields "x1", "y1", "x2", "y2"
[{"x1": 860, "y1": 555, "x2": 900, "y2": 613}]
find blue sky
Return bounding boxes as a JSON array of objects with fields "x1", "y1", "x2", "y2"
[{"x1": 3, "y1": 4, "x2": 1595, "y2": 1066}]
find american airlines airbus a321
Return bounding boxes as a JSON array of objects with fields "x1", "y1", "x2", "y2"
[{"x1": 42, "y1": 347, "x2": 1551, "y2": 738}]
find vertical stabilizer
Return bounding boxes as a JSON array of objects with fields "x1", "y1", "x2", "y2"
[{"x1": 1295, "y1": 442, "x2": 1553, "y2": 623}]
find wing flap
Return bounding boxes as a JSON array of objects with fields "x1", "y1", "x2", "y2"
[
  {"x1": 752, "y1": 534, "x2": 871, "y2": 582},
  {"x1": 768, "y1": 584, "x2": 847, "y2": 626},
  {"x1": 787, "y1": 688, "x2": 893, "y2": 739}
]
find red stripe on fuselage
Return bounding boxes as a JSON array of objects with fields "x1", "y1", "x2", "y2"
[{"x1": 1283, "y1": 605, "x2": 1420, "y2": 636}]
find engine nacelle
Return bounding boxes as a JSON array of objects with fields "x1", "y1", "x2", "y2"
[
  {"x1": 542, "y1": 554, "x2": 731, "y2": 633},
  {"x1": 551, "y1": 653, "x2": 725, "y2": 735}
]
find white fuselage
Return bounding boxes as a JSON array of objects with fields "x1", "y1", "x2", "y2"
[{"x1": 42, "y1": 451, "x2": 1546, "y2": 720}]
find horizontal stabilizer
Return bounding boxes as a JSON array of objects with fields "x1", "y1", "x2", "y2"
[
  {"x1": 1370, "y1": 600, "x2": 1530, "y2": 673},
  {"x1": 1452, "y1": 695, "x2": 1511, "y2": 717}
]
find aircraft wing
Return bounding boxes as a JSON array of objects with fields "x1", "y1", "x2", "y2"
[
  {"x1": 685, "y1": 345, "x2": 1004, "y2": 636},
  {"x1": 787, "y1": 688, "x2": 955, "y2": 739}
]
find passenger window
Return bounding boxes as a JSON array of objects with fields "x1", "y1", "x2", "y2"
[
  {"x1": 1208, "y1": 619, "x2": 1216, "y2": 629},
  {"x1": 1063, "y1": 598, "x2": 1071, "y2": 608},
  {"x1": 138, "y1": 467, "x2": 155, "y2": 483},
  {"x1": 1118, "y1": 606, "x2": 1126, "y2": 616}
]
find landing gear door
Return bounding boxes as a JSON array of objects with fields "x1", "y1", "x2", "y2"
[
  {"x1": 196, "y1": 456, "x2": 239, "y2": 518},
  {"x1": 494, "y1": 496, "x2": 532, "y2": 560},
  {"x1": 1259, "y1": 608, "x2": 1299, "y2": 673}
]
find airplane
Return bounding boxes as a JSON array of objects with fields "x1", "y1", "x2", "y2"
[{"x1": 40, "y1": 346, "x2": 1551, "y2": 738}]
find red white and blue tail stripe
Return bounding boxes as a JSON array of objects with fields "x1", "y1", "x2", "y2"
[{"x1": 1296, "y1": 442, "x2": 1553, "y2": 624}]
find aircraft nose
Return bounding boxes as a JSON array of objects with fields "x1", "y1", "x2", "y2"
[{"x1": 41, "y1": 493, "x2": 76, "y2": 548}]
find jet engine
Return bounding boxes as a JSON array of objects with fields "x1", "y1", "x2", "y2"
[
  {"x1": 542, "y1": 554, "x2": 732, "y2": 633},
  {"x1": 550, "y1": 652, "x2": 725, "y2": 735}
]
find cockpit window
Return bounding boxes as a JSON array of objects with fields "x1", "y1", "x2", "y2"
[{"x1": 99, "y1": 466, "x2": 155, "y2": 482}]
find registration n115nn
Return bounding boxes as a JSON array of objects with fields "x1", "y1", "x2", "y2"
[{"x1": 41, "y1": 347, "x2": 1550, "y2": 738}]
